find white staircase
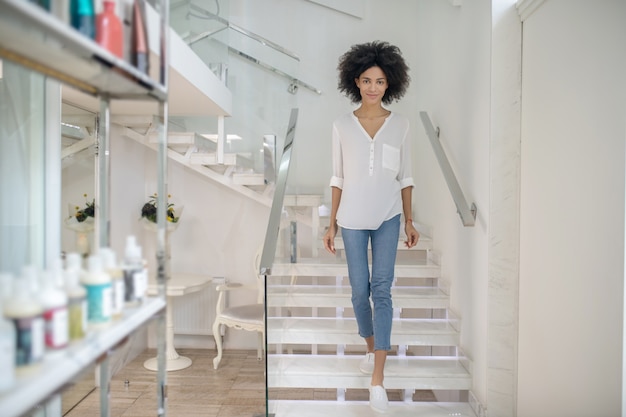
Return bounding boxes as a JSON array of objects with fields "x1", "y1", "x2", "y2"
[
  {"x1": 266, "y1": 225, "x2": 476, "y2": 416},
  {"x1": 120, "y1": 122, "x2": 274, "y2": 206}
]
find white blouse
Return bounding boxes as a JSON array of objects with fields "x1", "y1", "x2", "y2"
[{"x1": 329, "y1": 112, "x2": 415, "y2": 230}]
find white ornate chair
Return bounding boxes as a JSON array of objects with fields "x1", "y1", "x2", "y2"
[{"x1": 212, "y1": 248, "x2": 265, "y2": 369}]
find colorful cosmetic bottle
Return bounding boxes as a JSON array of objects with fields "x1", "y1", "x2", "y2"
[{"x1": 96, "y1": 0, "x2": 124, "y2": 58}]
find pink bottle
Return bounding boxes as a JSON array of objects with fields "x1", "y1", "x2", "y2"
[{"x1": 96, "y1": 0, "x2": 123, "y2": 58}]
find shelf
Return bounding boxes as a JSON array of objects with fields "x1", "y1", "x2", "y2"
[
  {"x1": 0, "y1": 0, "x2": 167, "y2": 101},
  {"x1": 0, "y1": 297, "x2": 166, "y2": 417},
  {"x1": 61, "y1": 2, "x2": 233, "y2": 116}
]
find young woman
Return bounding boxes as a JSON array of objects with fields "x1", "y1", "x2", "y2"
[{"x1": 323, "y1": 41, "x2": 419, "y2": 413}]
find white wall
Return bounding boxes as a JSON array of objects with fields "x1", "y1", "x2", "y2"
[
  {"x1": 518, "y1": 1, "x2": 626, "y2": 416},
  {"x1": 413, "y1": 0, "x2": 492, "y2": 405}
]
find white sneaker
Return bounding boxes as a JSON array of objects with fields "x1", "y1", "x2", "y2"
[
  {"x1": 359, "y1": 352, "x2": 375, "y2": 374},
  {"x1": 369, "y1": 385, "x2": 389, "y2": 413}
]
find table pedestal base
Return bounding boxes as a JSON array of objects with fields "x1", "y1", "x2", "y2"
[
  {"x1": 143, "y1": 295, "x2": 192, "y2": 371},
  {"x1": 143, "y1": 354, "x2": 192, "y2": 371}
]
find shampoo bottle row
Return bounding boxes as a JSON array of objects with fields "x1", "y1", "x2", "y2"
[{"x1": 0, "y1": 235, "x2": 147, "y2": 393}]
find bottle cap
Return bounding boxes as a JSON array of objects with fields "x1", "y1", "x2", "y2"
[
  {"x1": 66, "y1": 253, "x2": 82, "y2": 271},
  {"x1": 100, "y1": 247, "x2": 117, "y2": 269},
  {"x1": 125, "y1": 235, "x2": 141, "y2": 260},
  {"x1": 88, "y1": 255, "x2": 103, "y2": 274}
]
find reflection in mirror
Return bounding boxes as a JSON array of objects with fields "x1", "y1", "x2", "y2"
[
  {"x1": 60, "y1": 102, "x2": 97, "y2": 414},
  {"x1": 61, "y1": 102, "x2": 97, "y2": 257}
]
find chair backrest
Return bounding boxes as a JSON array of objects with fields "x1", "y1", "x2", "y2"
[{"x1": 254, "y1": 246, "x2": 264, "y2": 304}]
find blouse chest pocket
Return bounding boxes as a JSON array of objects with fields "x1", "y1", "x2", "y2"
[{"x1": 382, "y1": 144, "x2": 400, "y2": 175}]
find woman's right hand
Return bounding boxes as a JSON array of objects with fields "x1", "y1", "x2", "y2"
[{"x1": 323, "y1": 224, "x2": 337, "y2": 254}]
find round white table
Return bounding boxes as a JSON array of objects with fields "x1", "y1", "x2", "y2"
[{"x1": 143, "y1": 273, "x2": 212, "y2": 371}]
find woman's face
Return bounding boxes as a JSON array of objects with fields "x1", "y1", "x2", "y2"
[{"x1": 355, "y1": 66, "x2": 388, "y2": 105}]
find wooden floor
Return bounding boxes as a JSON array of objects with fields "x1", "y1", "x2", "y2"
[
  {"x1": 64, "y1": 349, "x2": 266, "y2": 417},
  {"x1": 63, "y1": 348, "x2": 437, "y2": 417}
]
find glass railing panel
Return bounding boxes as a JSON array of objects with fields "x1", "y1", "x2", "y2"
[
  {"x1": 168, "y1": 0, "x2": 300, "y2": 189},
  {"x1": 259, "y1": 109, "x2": 299, "y2": 417},
  {"x1": 170, "y1": 0, "x2": 230, "y2": 81},
  {"x1": 0, "y1": 60, "x2": 47, "y2": 275}
]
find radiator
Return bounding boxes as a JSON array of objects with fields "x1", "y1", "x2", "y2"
[{"x1": 171, "y1": 282, "x2": 220, "y2": 336}]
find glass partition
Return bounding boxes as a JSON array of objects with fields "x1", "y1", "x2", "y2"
[
  {"x1": 260, "y1": 109, "x2": 298, "y2": 417},
  {"x1": 0, "y1": 60, "x2": 47, "y2": 275}
]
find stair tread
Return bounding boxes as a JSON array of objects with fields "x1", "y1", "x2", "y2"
[
  {"x1": 267, "y1": 317, "x2": 460, "y2": 346},
  {"x1": 268, "y1": 317, "x2": 458, "y2": 335},
  {"x1": 322, "y1": 235, "x2": 433, "y2": 251},
  {"x1": 271, "y1": 258, "x2": 440, "y2": 278},
  {"x1": 188, "y1": 152, "x2": 238, "y2": 166},
  {"x1": 268, "y1": 354, "x2": 471, "y2": 390},
  {"x1": 268, "y1": 285, "x2": 446, "y2": 298},
  {"x1": 267, "y1": 285, "x2": 449, "y2": 309},
  {"x1": 269, "y1": 400, "x2": 476, "y2": 417}
]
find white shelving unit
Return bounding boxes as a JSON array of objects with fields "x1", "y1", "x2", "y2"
[
  {"x1": 0, "y1": 0, "x2": 171, "y2": 415},
  {"x1": 0, "y1": 298, "x2": 166, "y2": 417},
  {"x1": 0, "y1": 0, "x2": 166, "y2": 101}
]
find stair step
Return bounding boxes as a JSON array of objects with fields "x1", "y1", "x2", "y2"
[
  {"x1": 267, "y1": 317, "x2": 459, "y2": 346},
  {"x1": 233, "y1": 172, "x2": 265, "y2": 185},
  {"x1": 268, "y1": 400, "x2": 476, "y2": 417},
  {"x1": 267, "y1": 286, "x2": 449, "y2": 309},
  {"x1": 188, "y1": 152, "x2": 238, "y2": 166},
  {"x1": 271, "y1": 258, "x2": 440, "y2": 278},
  {"x1": 321, "y1": 235, "x2": 433, "y2": 251},
  {"x1": 149, "y1": 131, "x2": 200, "y2": 145},
  {"x1": 268, "y1": 354, "x2": 472, "y2": 390},
  {"x1": 283, "y1": 194, "x2": 323, "y2": 207}
]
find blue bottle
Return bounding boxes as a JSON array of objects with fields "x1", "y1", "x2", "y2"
[{"x1": 70, "y1": 0, "x2": 96, "y2": 39}]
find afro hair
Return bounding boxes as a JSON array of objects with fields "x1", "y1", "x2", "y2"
[{"x1": 337, "y1": 41, "x2": 410, "y2": 105}]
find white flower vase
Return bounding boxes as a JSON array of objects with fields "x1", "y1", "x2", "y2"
[
  {"x1": 64, "y1": 204, "x2": 95, "y2": 256},
  {"x1": 140, "y1": 206, "x2": 183, "y2": 280},
  {"x1": 140, "y1": 206, "x2": 184, "y2": 233}
]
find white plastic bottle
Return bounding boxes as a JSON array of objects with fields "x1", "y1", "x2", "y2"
[
  {"x1": 4, "y1": 272, "x2": 44, "y2": 369},
  {"x1": 100, "y1": 247, "x2": 124, "y2": 320},
  {"x1": 0, "y1": 283, "x2": 16, "y2": 392},
  {"x1": 65, "y1": 253, "x2": 87, "y2": 341},
  {"x1": 122, "y1": 236, "x2": 147, "y2": 306},
  {"x1": 39, "y1": 267, "x2": 69, "y2": 350},
  {"x1": 81, "y1": 255, "x2": 112, "y2": 327}
]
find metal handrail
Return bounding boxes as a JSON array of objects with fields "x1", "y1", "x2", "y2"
[
  {"x1": 183, "y1": 3, "x2": 321, "y2": 95},
  {"x1": 187, "y1": 2, "x2": 300, "y2": 62},
  {"x1": 420, "y1": 111, "x2": 477, "y2": 227},
  {"x1": 229, "y1": 47, "x2": 322, "y2": 95}
]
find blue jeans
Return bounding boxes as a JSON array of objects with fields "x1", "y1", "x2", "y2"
[{"x1": 341, "y1": 214, "x2": 400, "y2": 351}]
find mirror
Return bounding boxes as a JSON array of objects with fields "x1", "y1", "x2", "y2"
[
  {"x1": 60, "y1": 102, "x2": 97, "y2": 414},
  {"x1": 61, "y1": 102, "x2": 97, "y2": 257}
]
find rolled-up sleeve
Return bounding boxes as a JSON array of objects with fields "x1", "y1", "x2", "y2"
[
  {"x1": 397, "y1": 123, "x2": 415, "y2": 189},
  {"x1": 329, "y1": 123, "x2": 344, "y2": 189}
]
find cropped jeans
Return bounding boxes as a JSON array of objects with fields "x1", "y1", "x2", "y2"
[{"x1": 341, "y1": 214, "x2": 400, "y2": 351}]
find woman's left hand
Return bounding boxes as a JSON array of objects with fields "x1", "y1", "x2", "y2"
[{"x1": 404, "y1": 223, "x2": 420, "y2": 248}]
